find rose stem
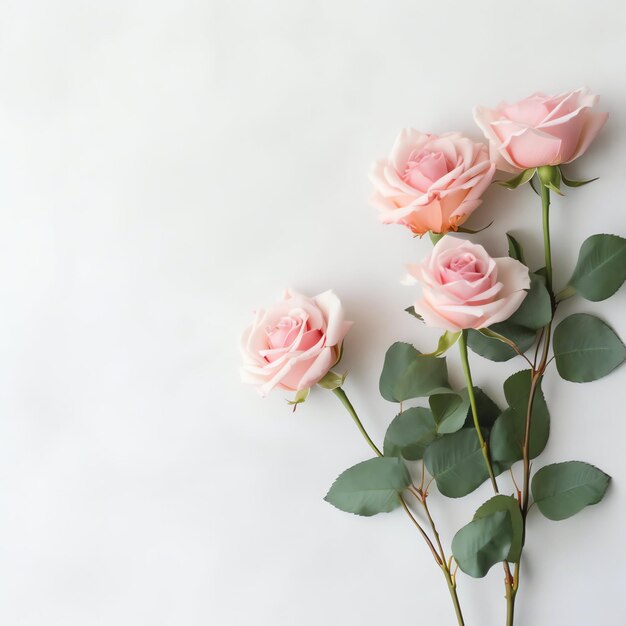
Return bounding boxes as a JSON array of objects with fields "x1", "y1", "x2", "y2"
[
  {"x1": 510, "y1": 179, "x2": 556, "y2": 623},
  {"x1": 331, "y1": 386, "x2": 465, "y2": 626},
  {"x1": 458, "y1": 330, "x2": 516, "y2": 621}
]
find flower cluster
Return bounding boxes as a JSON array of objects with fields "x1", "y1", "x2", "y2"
[{"x1": 239, "y1": 88, "x2": 623, "y2": 626}]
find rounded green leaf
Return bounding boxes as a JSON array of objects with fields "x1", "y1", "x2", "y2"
[
  {"x1": 379, "y1": 342, "x2": 449, "y2": 402},
  {"x1": 383, "y1": 407, "x2": 438, "y2": 460},
  {"x1": 553, "y1": 314, "x2": 626, "y2": 383},
  {"x1": 429, "y1": 389, "x2": 470, "y2": 435},
  {"x1": 451, "y1": 510, "x2": 512, "y2": 578},
  {"x1": 467, "y1": 322, "x2": 536, "y2": 362},
  {"x1": 531, "y1": 461, "x2": 611, "y2": 521},
  {"x1": 324, "y1": 457, "x2": 411, "y2": 516},
  {"x1": 489, "y1": 370, "x2": 550, "y2": 463},
  {"x1": 568, "y1": 234, "x2": 626, "y2": 302},
  {"x1": 473, "y1": 495, "x2": 523, "y2": 562},
  {"x1": 423, "y1": 428, "x2": 489, "y2": 498},
  {"x1": 507, "y1": 273, "x2": 552, "y2": 330}
]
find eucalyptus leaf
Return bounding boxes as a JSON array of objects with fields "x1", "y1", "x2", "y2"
[
  {"x1": 489, "y1": 370, "x2": 550, "y2": 463},
  {"x1": 567, "y1": 234, "x2": 626, "y2": 302},
  {"x1": 553, "y1": 314, "x2": 626, "y2": 383},
  {"x1": 467, "y1": 322, "x2": 536, "y2": 362},
  {"x1": 379, "y1": 342, "x2": 449, "y2": 402},
  {"x1": 429, "y1": 389, "x2": 470, "y2": 435},
  {"x1": 451, "y1": 510, "x2": 512, "y2": 578},
  {"x1": 531, "y1": 461, "x2": 610, "y2": 521},
  {"x1": 383, "y1": 407, "x2": 438, "y2": 460},
  {"x1": 324, "y1": 457, "x2": 411, "y2": 516},
  {"x1": 507, "y1": 272, "x2": 552, "y2": 330},
  {"x1": 423, "y1": 428, "x2": 490, "y2": 498},
  {"x1": 473, "y1": 495, "x2": 523, "y2": 562},
  {"x1": 463, "y1": 387, "x2": 502, "y2": 430}
]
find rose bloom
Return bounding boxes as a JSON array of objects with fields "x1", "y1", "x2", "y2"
[
  {"x1": 406, "y1": 236, "x2": 530, "y2": 332},
  {"x1": 369, "y1": 130, "x2": 495, "y2": 236},
  {"x1": 474, "y1": 88, "x2": 608, "y2": 173},
  {"x1": 240, "y1": 289, "x2": 352, "y2": 396}
]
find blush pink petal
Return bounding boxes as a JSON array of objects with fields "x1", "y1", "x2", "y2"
[
  {"x1": 567, "y1": 110, "x2": 609, "y2": 162},
  {"x1": 502, "y1": 127, "x2": 562, "y2": 169}
]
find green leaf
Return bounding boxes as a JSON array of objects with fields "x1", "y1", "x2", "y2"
[
  {"x1": 405, "y1": 306, "x2": 424, "y2": 321},
  {"x1": 489, "y1": 370, "x2": 550, "y2": 463},
  {"x1": 421, "y1": 331, "x2": 461, "y2": 357},
  {"x1": 467, "y1": 322, "x2": 536, "y2": 362},
  {"x1": 456, "y1": 221, "x2": 493, "y2": 234},
  {"x1": 507, "y1": 273, "x2": 552, "y2": 330},
  {"x1": 532, "y1": 461, "x2": 611, "y2": 521},
  {"x1": 553, "y1": 314, "x2": 626, "y2": 383},
  {"x1": 429, "y1": 389, "x2": 470, "y2": 435},
  {"x1": 324, "y1": 457, "x2": 411, "y2": 516},
  {"x1": 473, "y1": 495, "x2": 523, "y2": 562},
  {"x1": 287, "y1": 387, "x2": 310, "y2": 408},
  {"x1": 567, "y1": 234, "x2": 626, "y2": 302},
  {"x1": 383, "y1": 407, "x2": 438, "y2": 460},
  {"x1": 506, "y1": 233, "x2": 526, "y2": 264},
  {"x1": 451, "y1": 510, "x2": 512, "y2": 578},
  {"x1": 559, "y1": 168, "x2": 599, "y2": 188},
  {"x1": 317, "y1": 370, "x2": 346, "y2": 390},
  {"x1": 529, "y1": 175, "x2": 541, "y2": 196},
  {"x1": 429, "y1": 231, "x2": 444, "y2": 244},
  {"x1": 423, "y1": 428, "x2": 490, "y2": 498},
  {"x1": 463, "y1": 387, "x2": 502, "y2": 430},
  {"x1": 379, "y1": 342, "x2": 449, "y2": 402},
  {"x1": 496, "y1": 168, "x2": 536, "y2": 190}
]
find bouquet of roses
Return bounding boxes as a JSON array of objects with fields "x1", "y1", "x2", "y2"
[{"x1": 239, "y1": 88, "x2": 625, "y2": 625}]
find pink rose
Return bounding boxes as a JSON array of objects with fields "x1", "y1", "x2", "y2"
[
  {"x1": 474, "y1": 88, "x2": 608, "y2": 173},
  {"x1": 240, "y1": 289, "x2": 352, "y2": 396},
  {"x1": 369, "y1": 130, "x2": 495, "y2": 236},
  {"x1": 406, "y1": 237, "x2": 530, "y2": 332}
]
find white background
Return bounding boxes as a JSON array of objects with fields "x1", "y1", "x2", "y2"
[{"x1": 0, "y1": 1, "x2": 625, "y2": 625}]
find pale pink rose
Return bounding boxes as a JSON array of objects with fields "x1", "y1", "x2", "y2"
[
  {"x1": 240, "y1": 289, "x2": 352, "y2": 397},
  {"x1": 406, "y1": 237, "x2": 530, "y2": 332},
  {"x1": 369, "y1": 130, "x2": 495, "y2": 236},
  {"x1": 474, "y1": 88, "x2": 608, "y2": 173}
]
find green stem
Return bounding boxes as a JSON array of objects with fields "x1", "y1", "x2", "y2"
[
  {"x1": 506, "y1": 584, "x2": 516, "y2": 626},
  {"x1": 541, "y1": 182, "x2": 553, "y2": 291},
  {"x1": 458, "y1": 330, "x2": 498, "y2": 492},
  {"x1": 332, "y1": 387, "x2": 382, "y2": 457},
  {"x1": 331, "y1": 387, "x2": 465, "y2": 626},
  {"x1": 511, "y1": 182, "x2": 555, "y2": 622}
]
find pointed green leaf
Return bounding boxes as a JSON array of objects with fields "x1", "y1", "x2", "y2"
[
  {"x1": 324, "y1": 457, "x2": 411, "y2": 516},
  {"x1": 456, "y1": 221, "x2": 493, "y2": 234},
  {"x1": 421, "y1": 331, "x2": 461, "y2": 357},
  {"x1": 506, "y1": 233, "x2": 526, "y2": 264},
  {"x1": 496, "y1": 168, "x2": 536, "y2": 189},
  {"x1": 467, "y1": 322, "x2": 536, "y2": 362},
  {"x1": 473, "y1": 495, "x2": 523, "y2": 562},
  {"x1": 560, "y1": 168, "x2": 599, "y2": 188},
  {"x1": 490, "y1": 370, "x2": 550, "y2": 463},
  {"x1": 553, "y1": 314, "x2": 626, "y2": 382},
  {"x1": 287, "y1": 387, "x2": 310, "y2": 408},
  {"x1": 451, "y1": 510, "x2": 512, "y2": 578},
  {"x1": 567, "y1": 234, "x2": 626, "y2": 302},
  {"x1": 429, "y1": 389, "x2": 470, "y2": 435},
  {"x1": 379, "y1": 342, "x2": 449, "y2": 402},
  {"x1": 383, "y1": 407, "x2": 438, "y2": 460},
  {"x1": 423, "y1": 428, "x2": 489, "y2": 498},
  {"x1": 532, "y1": 461, "x2": 611, "y2": 521}
]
